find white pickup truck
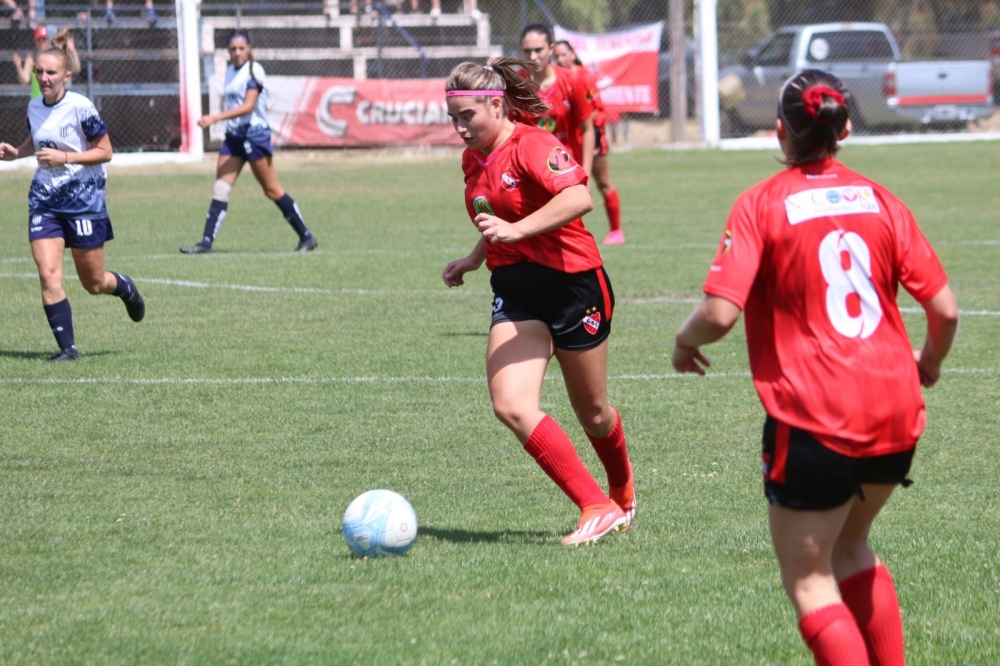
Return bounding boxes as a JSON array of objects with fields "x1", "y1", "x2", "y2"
[{"x1": 721, "y1": 22, "x2": 994, "y2": 134}]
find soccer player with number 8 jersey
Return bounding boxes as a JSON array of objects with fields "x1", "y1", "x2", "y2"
[{"x1": 672, "y1": 70, "x2": 958, "y2": 665}]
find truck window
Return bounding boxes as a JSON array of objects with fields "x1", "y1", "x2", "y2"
[
  {"x1": 755, "y1": 33, "x2": 796, "y2": 67},
  {"x1": 807, "y1": 31, "x2": 895, "y2": 63}
]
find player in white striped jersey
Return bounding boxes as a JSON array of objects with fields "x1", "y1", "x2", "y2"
[{"x1": 0, "y1": 49, "x2": 144, "y2": 362}]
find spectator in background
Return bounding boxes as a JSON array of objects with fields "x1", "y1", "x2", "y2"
[
  {"x1": 104, "y1": 0, "x2": 158, "y2": 27},
  {"x1": 350, "y1": 0, "x2": 477, "y2": 16},
  {"x1": 13, "y1": 26, "x2": 81, "y2": 99},
  {"x1": 553, "y1": 40, "x2": 624, "y2": 245},
  {"x1": 2, "y1": 0, "x2": 26, "y2": 27}
]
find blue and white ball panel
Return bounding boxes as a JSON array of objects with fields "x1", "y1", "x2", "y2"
[{"x1": 342, "y1": 489, "x2": 418, "y2": 558}]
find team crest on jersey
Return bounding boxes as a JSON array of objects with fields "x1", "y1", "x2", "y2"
[
  {"x1": 547, "y1": 147, "x2": 573, "y2": 173},
  {"x1": 472, "y1": 196, "x2": 495, "y2": 216},
  {"x1": 582, "y1": 307, "x2": 601, "y2": 335},
  {"x1": 537, "y1": 116, "x2": 557, "y2": 133},
  {"x1": 501, "y1": 172, "x2": 518, "y2": 191}
]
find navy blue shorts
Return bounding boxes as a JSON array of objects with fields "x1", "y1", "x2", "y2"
[
  {"x1": 29, "y1": 211, "x2": 114, "y2": 249},
  {"x1": 489, "y1": 262, "x2": 614, "y2": 351},
  {"x1": 761, "y1": 416, "x2": 914, "y2": 511},
  {"x1": 220, "y1": 133, "x2": 273, "y2": 162}
]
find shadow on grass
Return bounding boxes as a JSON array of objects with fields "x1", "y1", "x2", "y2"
[
  {"x1": 419, "y1": 525, "x2": 553, "y2": 545},
  {"x1": 0, "y1": 349, "x2": 116, "y2": 361},
  {"x1": 0, "y1": 350, "x2": 56, "y2": 360}
]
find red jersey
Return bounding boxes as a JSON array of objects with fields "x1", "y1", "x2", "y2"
[
  {"x1": 703, "y1": 158, "x2": 948, "y2": 457},
  {"x1": 461, "y1": 122, "x2": 600, "y2": 274},
  {"x1": 515, "y1": 65, "x2": 594, "y2": 164},
  {"x1": 572, "y1": 64, "x2": 606, "y2": 129}
]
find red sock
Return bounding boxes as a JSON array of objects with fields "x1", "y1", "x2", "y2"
[
  {"x1": 585, "y1": 409, "x2": 630, "y2": 487},
  {"x1": 604, "y1": 188, "x2": 621, "y2": 232},
  {"x1": 524, "y1": 415, "x2": 607, "y2": 509},
  {"x1": 798, "y1": 603, "x2": 870, "y2": 666},
  {"x1": 839, "y1": 565, "x2": 905, "y2": 666}
]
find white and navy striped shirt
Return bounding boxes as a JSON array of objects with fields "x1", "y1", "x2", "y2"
[
  {"x1": 27, "y1": 91, "x2": 108, "y2": 216},
  {"x1": 223, "y1": 60, "x2": 270, "y2": 140}
]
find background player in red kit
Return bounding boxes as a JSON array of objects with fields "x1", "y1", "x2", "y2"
[
  {"x1": 518, "y1": 25, "x2": 595, "y2": 179},
  {"x1": 672, "y1": 69, "x2": 958, "y2": 665},
  {"x1": 441, "y1": 57, "x2": 635, "y2": 547},
  {"x1": 552, "y1": 40, "x2": 624, "y2": 246}
]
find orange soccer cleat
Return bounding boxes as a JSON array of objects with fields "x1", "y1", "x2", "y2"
[{"x1": 562, "y1": 501, "x2": 627, "y2": 547}]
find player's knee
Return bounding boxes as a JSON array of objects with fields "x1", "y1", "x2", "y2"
[
  {"x1": 832, "y1": 537, "x2": 874, "y2": 572},
  {"x1": 576, "y1": 404, "x2": 613, "y2": 436},
  {"x1": 81, "y1": 279, "x2": 104, "y2": 295},
  {"x1": 491, "y1": 401, "x2": 533, "y2": 434},
  {"x1": 212, "y1": 178, "x2": 232, "y2": 202}
]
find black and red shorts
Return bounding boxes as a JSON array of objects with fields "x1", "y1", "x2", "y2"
[
  {"x1": 761, "y1": 415, "x2": 914, "y2": 510},
  {"x1": 593, "y1": 123, "x2": 609, "y2": 157},
  {"x1": 489, "y1": 262, "x2": 614, "y2": 351}
]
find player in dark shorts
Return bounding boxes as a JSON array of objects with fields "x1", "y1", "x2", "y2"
[
  {"x1": 0, "y1": 48, "x2": 144, "y2": 362},
  {"x1": 180, "y1": 30, "x2": 317, "y2": 255},
  {"x1": 442, "y1": 57, "x2": 635, "y2": 547},
  {"x1": 672, "y1": 69, "x2": 958, "y2": 665}
]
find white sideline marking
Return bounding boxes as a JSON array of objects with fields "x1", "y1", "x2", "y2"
[
  {"x1": 0, "y1": 368, "x2": 992, "y2": 386},
  {"x1": 1, "y1": 271, "x2": 999, "y2": 314}
]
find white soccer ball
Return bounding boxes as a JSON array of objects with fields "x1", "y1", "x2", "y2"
[{"x1": 342, "y1": 489, "x2": 418, "y2": 558}]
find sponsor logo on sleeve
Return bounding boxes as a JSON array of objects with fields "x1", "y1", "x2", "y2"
[
  {"x1": 720, "y1": 229, "x2": 733, "y2": 255},
  {"x1": 546, "y1": 147, "x2": 574, "y2": 173}
]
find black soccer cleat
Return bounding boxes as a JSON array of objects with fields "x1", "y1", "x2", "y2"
[
  {"x1": 295, "y1": 236, "x2": 318, "y2": 253},
  {"x1": 118, "y1": 274, "x2": 145, "y2": 322},
  {"x1": 47, "y1": 347, "x2": 80, "y2": 362},
  {"x1": 180, "y1": 241, "x2": 212, "y2": 254}
]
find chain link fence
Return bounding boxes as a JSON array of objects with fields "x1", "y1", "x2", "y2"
[{"x1": 2, "y1": 0, "x2": 997, "y2": 151}]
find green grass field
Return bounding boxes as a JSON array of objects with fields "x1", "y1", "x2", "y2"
[{"x1": 1, "y1": 141, "x2": 997, "y2": 664}]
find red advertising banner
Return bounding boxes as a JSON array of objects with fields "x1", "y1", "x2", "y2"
[
  {"x1": 266, "y1": 76, "x2": 463, "y2": 148},
  {"x1": 553, "y1": 22, "x2": 663, "y2": 117}
]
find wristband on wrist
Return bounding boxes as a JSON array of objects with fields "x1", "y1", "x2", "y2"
[{"x1": 64, "y1": 151, "x2": 69, "y2": 165}]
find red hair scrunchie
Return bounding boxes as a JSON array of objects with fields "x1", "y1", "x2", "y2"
[{"x1": 801, "y1": 86, "x2": 845, "y2": 123}]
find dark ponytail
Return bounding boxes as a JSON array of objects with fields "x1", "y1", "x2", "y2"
[
  {"x1": 227, "y1": 29, "x2": 262, "y2": 92},
  {"x1": 777, "y1": 69, "x2": 850, "y2": 166}
]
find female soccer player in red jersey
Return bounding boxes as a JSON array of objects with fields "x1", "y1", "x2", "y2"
[
  {"x1": 441, "y1": 58, "x2": 635, "y2": 547},
  {"x1": 673, "y1": 69, "x2": 958, "y2": 665},
  {"x1": 518, "y1": 25, "x2": 596, "y2": 181},
  {"x1": 552, "y1": 39, "x2": 624, "y2": 246}
]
